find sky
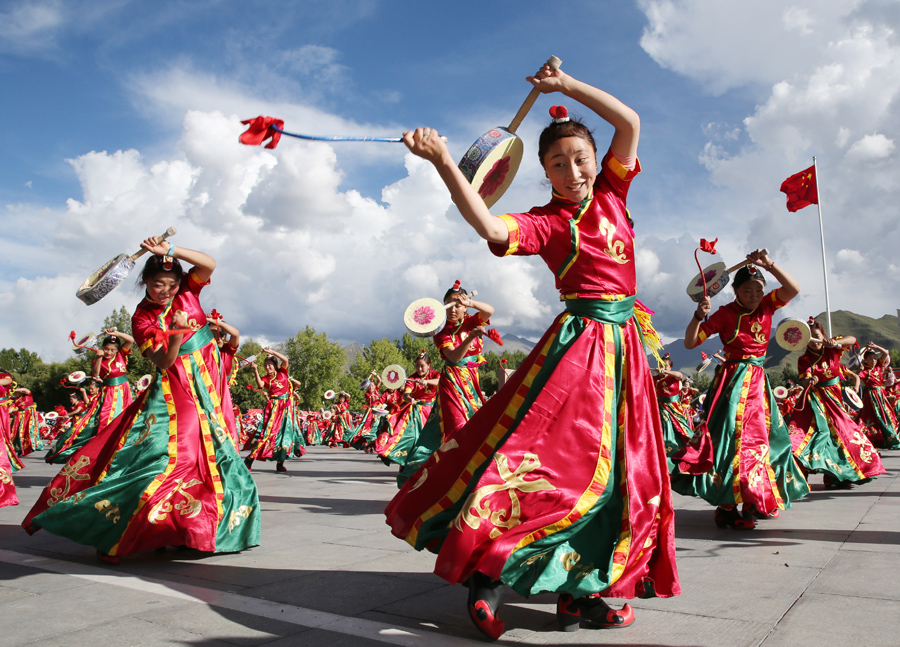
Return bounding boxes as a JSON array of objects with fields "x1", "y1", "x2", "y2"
[{"x1": 2, "y1": 0, "x2": 899, "y2": 362}]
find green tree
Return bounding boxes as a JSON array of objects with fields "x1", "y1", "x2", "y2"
[
  {"x1": 479, "y1": 349, "x2": 527, "y2": 397},
  {"x1": 396, "y1": 333, "x2": 443, "y2": 371},
  {"x1": 283, "y1": 326, "x2": 346, "y2": 409}
]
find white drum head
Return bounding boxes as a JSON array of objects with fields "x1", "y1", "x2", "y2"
[
  {"x1": 843, "y1": 387, "x2": 863, "y2": 411},
  {"x1": 381, "y1": 364, "x2": 407, "y2": 389},
  {"x1": 137, "y1": 374, "x2": 152, "y2": 391},
  {"x1": 68, "y1": 371, "x2": 87, "y2": 384},
  {"x1": 404, "y1": 297, "x2": 447, "y2": 337},
  {"x1": 686, "y1": 262, "x2": 728, "y2": 303},
  {"x1": 774, "y1": 318, "x2": 811, "y2": 351},
  {"x1": 324, "y1": 390, "x2": 336, "y2": 400},
  {"x1": 773, "y1": 386, "x2": 788, "y2": 399},
  {"x1": 45, "y1": 411, "x2": 59, "y2": 420}
]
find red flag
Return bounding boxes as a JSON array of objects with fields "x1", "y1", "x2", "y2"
[
  {"x1": 780, "y1": 165, "x2": 818, "y2": 212},
  {"x1": 239, "y1": 116, "x2": 284, "y2": 149}
]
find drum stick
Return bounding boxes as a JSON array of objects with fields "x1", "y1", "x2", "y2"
[
  {"x1": 444, "y1": 290, "x2": 478, "y2": 310},
  {"x1": 127, "y1": 227, "x2": 177, "y2": 264},
  {"x1": 725, "y1": 248, "x2": 769, "y2": 274},
  {"x1": 507, "y1": 56, "x2": 562, "y2": 134}
]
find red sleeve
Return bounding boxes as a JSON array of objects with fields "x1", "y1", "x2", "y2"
[
  {"x1": 487, "y1": 212, "x2": 553, "y2": 258},
  {"x1": 599, "y1": 149, "x2": 641, "y2": 201},
  {"x1": 697, "y1": 305, "x2": 729, "y2": 344}
]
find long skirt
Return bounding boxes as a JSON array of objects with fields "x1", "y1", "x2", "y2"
[
  {"x1": 12, "y1": 406, "x2": 41, "y2": 456},
  {"x1": 859, "y1": 385, "x2": 900, "y2": 449},
  {"x1": 377, "y1": 400, "x2": 435, "y2": 466},
  {"x1": 659, "y1": 397, "x2": 713, "y2": 476},
  {"x1": 673, "y1": 358, "x2": 809, "y2": 514},
  {"x1": 97, "y1": 377, "x2": 133, "y2": 430},
  {"x1": 791, "y1": 383, "x2": 885, "y2": 482},
  {"x1": 243, "y1": 395, "x2": 305, "y2": 461},
  {"x1": 45, "y1": 397, "x2": 103, "y2": 464},
  {"x1": 23, "y1": 330, "x2": 260, "y2": 557},
  {"x1": 385, "y1": 301, "x2": 679, "y2": 600},
  {"x1": 0, "y1": 405, "x2": 18, "y2": 507}
]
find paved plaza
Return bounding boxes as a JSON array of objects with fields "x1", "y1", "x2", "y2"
[{"x1": 0, "y1": 447, "x2": 897, "y2": 647}]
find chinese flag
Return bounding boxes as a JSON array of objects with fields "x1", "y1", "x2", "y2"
[{"x1": 780, "y1": 165, "x2": 818, "y2": 212}]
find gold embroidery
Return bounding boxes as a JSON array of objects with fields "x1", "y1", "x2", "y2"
[
  {"x1": 747, "y1": 444, "x2": 770, "y2": 490},
  {"x1": 455, "y1": 452, "x2": 556, "y2": 539},
  {"x1": 520, "y1": 551, "x2": 550, "y2": 567},
  {"x1": 711, "y1": 472, "x2": 722, "y2": 487},
  {"x1": 94, "y1": 499, "x2": 121, "y2": 524},
  {"x1": 850, "y1": 432, "x2": 873, "y2": 463},
  {"x1": 750, "y1": 321, "x2": 767, "y2": 344},
  {"x1": 148, "y1": 478, "x2": 203, "y2": 524},
  {"x1": 560, "y1": 551, "x2": 595, "y2": 579},
  {"x1": 228, "y1": 505, "x2": 253, "y2": 533},
  {"x1": 825, "y1": 458, "x2": 843, "y2": 475},
  {"x1": 213, "y1": 426, "x2": 230, "y2": 444},
  {"x1": 599, "y1": 217, "x2": 629, "y2": 264},
  {"x1": 47, "y1": 456, "x2": 91, "y2": 506},
  {"x1": 0, "y1": 468, "x2": 11, "y2": 484},
  {"x1": 133, "y1": 413, "x2": 157, "y2": 445}
]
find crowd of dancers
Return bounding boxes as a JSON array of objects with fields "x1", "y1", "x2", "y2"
[{"x1": 1, "y1": 62, "x2": 897, "y2": 641}]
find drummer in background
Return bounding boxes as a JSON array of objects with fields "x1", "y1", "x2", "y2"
[
  {"x1": 377, "y1": 352, "x2": 440, "y2": 467},
  {"x1": 91, "y1": 328, "x2": 134, "y2": 429},
  {"x1": 857, "y1": 343, "x2": 900, "y2": 449},
  {"x1": 683, "y1": 253, "x2": 809, "y2": 529},
  {"x1": 45, "y1": 378, "x2": 103, "y2": 464},
  {"x1": 11, "y1": 387, "x2": 41, "y2": 457},
  {"x1": 789, "y1": 319, "x2": 884, "y2": 489},
  {"x1": 0, "y1": 371, "x2": 19, "y2": 508},
  {"x1": 210, "y1": 315, "x2": 241, "y2": 448},
  {"x1": 397, "y1": 282, "x2": 493, "y2": 485}
]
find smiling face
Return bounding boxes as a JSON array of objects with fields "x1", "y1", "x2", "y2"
[
  {"x1": 415, "y1": 358, "x2": 430, "y2": 377},
  {"x1": 144, "y1": 271, "x2": 180, "y2": 305},
  {"x1": 734, "y1": 279, "x2": 765, "y2": 311},
  {"x1": 101, "y1": 342, "x2": 118, "y2": 360},
  {"x1": 264, "y1": 359, "x2": 277, "y2": 376},
  {"x1": 542, "y1": 136, "x2": 597, "y2": 203}
]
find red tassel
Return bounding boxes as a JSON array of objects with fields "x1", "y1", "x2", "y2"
[
  {"x1": 239, "y1": 116, "x2": 285, "y2": 149},
  {"x1": 699, "y1": 237, "x2": 718, "y2": 254},
  {"x1": 486, "y1": 328, "x2": 503, "y2": 346}
]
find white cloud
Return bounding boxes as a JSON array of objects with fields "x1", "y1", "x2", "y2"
[{"x1": 847, "y1": 132, "x2": 895, "y2": 159}]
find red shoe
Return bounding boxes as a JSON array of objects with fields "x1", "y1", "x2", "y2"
[
  {"x1": 557, "y1": 593, "x2": 635, "y2": 631},
  {"x1": 714, "y1": 506, "x2": 756, "y2": 529},
  {"x1": 742, "y1": 503, "x2": 779, "y2": 520},
  {"x1": 466, "y1": 572, "x2": 505, "y2": 640},
  {"x1": 276, "y1": 462, "x2": 287, "y2": 472}
]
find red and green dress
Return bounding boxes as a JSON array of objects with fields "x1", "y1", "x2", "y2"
[
  {"x1": 45, "y1": 392, "x2": 102, "y2": 464},
  {"x1": 12, "y1": 393, "x2": 41, "y2": 456},
  {"x1": 386, "y1": 151, "x2": 679, "y2": 600},
  {"x1": 23, "y1": 272, "x2": 260, "y2": 557},
  {"x1": 673, "y1": 292, "x2": 810, "y2": 515},
  {"x1": 243, "y1": 367, "x2": 305, "y2": 461},
  {"x1": 398, "y1": 315, "x2": 488, "y2": 482},
  {"x1": 351, "y1": 387, "x2": 386, "y2": 448},
  {"x1": 0, "y1": 378, "x2": 19, "y2": 507},
  {"x1": 858, "y1": 362, "x2": 900, "y2": 449},
  {"x1": 790, "y1": 344, "x2": 884, "y2": 482},
  {"x1": 95, "y1": 349, "x2": 133, "y2": 430},
  {"x1": 377, "y1": 371, "x2": 440, "y2": 466},
  {"x1": 656, "y1": 375, "x2": 712, "y2": 476}
]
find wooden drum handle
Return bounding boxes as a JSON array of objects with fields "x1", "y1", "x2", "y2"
[
  {"x1": 725, "y1": 248, "x2": 769, "y2": 274},
  {"x1": 507, "y1": 56, "x2": 562, "y2": 134},
  {"x1": 128, "y1": 227, "x2": 178, "y2": 263},
  {"x1": 444, "y1": 290, "x2": 479, "y2": 310}
]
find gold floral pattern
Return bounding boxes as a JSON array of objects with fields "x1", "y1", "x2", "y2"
[
  {"x1": 599, "y1": 216, "x2": 629, "y2": 264},
  {"x1": 148, "y1": 478, "x2": 203, "y2": 524}
]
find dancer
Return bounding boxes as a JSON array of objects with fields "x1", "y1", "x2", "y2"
[
  {"x1": 857, "y1": 343, "x2": 900, "y2": 449},
  {"x1": 11, "y1": 387, "x2": 41, "y2": 456},
  {"x1": 682, "y1": 254, "x2": 809, "y2": 529},
  {"x1": 210, "y1": 314, "x2": 241, "y2": 447},
  {"x1": 91, "y1": 329, "x2": 134, "y2": 428},
  {"x1": 377, "y1": 352, "x2": 440, "y2": 466},
  {"x1": 0, "y1": 371, "x2": 18, "y2": 507},
  {"x1": 45, "y1": 379, "x2": 102, "y2": 464},
  {"x1": 385, "y1": 64, "x2": 678, "y2": 639},
  {"x1": 24, "y1": 237, "x2": 260, "y2": 561},
  {"x1": 655, "y1": 355, "x2": 712, "y2": 476},
  {"x1": 790, "y1": 320, "x2": 884, "y2": 487},
  {"x1": 398, "y1": 283, "x2": 493, "y2": 482},
  {"x1": 244, "y1": 348, "x2": 305, "y2": 471},
  {"x1": 350, "y1": 373, "x2": 384, "y2": 451}
]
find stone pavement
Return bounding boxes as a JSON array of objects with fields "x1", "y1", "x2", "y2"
[{"x1": 0, "y1": 447, "x2": 897, "y2": 647}]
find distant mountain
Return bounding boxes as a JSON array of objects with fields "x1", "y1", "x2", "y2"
[
  {"x1": 657, "y1": 310, "x2": 900, "y2": 375},
  {"x1": 343, "y1": 342, "x2": 364, "y2": 371}
]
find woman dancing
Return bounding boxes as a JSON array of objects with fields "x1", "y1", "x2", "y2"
[
  {"x1": 45, "y1": 378, "x2": 102, "y2": 464},
  {"x1": 24, "y1": 237, "x2": 260, "y2": 562},
  {"x1": 655, "y1": 355, "x2": 712, "y2": 476},
  {"x1": 682, "y1": 257, "x2": 809, "y2": 529},
  {"x1": 11, "y1": 387, "x2": 41, "y2": 457},
  {"x1": 377, "y1": 352, "x2": 440, "y2": 467},
  {"x1": 789, "y1": 320, "x2": 884, "y2": 488},
  {"x1": 385, "y1": 64, "x2": 679, "y2": 639},
  {"x1": 244, "y1": 349, "x2": 305, "y2": 471},
  {"x1": 857, "y1": 343, "x2": 900, "y2": 449},
  {"x1": 91, "y1": 329, "x2": 135, "y2": 428},
  {"x1": 0, "y1": 371, "x2": 18, "y2": 507}
]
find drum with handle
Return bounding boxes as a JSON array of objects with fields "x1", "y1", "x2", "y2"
[
  {"x1": 774, "y1": 318, "x2": 811, "y2": 351},
  {"x1": 137, "y1": 374, "x2": 153, "y2": 391},
  {"x1": 773, "y1": 386, "x2": 788, "y2": 399},
  {"x1": 67, "y1": 371, "x2": 87, "y2": 384},
  {"x1": 403, "y1": 290, "x2": 479, "y2": 337},
  {"x1": 381, "y1": 364, "x2": 407, "y2": 390},
  {"x1": 843, "y1": 387, "x2": 863, "y2": 412},
  {"x1": 323, "y1": 390, "x2": 336, "y2": 401},
  {"x1": 686, "y1": 248, "x2": 769, "y2": 303},
  {"x1": 76, "y1": 227, "x2": 177, "y2": 305},
  {"x1": 459, "y1": 57, "x2": 561, "y2": 207}
]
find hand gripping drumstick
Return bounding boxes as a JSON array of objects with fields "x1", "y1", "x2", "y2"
[{"x1": 508, "y1": 56, "x2": 563, "y2": 135}]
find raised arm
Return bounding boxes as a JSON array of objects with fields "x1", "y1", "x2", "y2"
[
  {"x1": 264, "y1": 347, "x2": 289, "y2": 370},
  {"x1": 105, "y1": 328, "x2": 135, "y2": 353},
  {"x1": 141, "y1": 237, "x2": 216, "y2": 284}
]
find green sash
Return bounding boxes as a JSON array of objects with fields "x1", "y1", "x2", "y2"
[
  {"x1": 178, "y1": 325, "x2": 214, "y2": 355},
  {"x1": 102, "y1": 375, "x2": 129, "y2": 387},
  {"x1": 564, "y1": 296, "x2": 635, "y2": 325}
]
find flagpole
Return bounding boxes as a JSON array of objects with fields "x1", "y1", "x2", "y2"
[{"x1": 813, "y1": 156, "x2": 833, "y2": 336}]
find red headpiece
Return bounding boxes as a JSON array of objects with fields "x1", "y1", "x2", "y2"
[
  {"x1": 550, "y1": 105, "x2": 569, "y2": 123},
  {"x1": 452, "y1": 280, "x2": 461, "y2": 291}
]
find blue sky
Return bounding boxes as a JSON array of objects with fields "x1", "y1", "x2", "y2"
[{"x1": 2, "y1": 0, "x2": 898, "y2": 361}]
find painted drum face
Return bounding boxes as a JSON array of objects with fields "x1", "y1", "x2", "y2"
[
  {"x1": 458, "y1": 127, "x2": 524, "y2": 208},
  {"x1": 774, "y1": 318, "x2": 811, "y2": 351},
  {"x1": 687, "y1": 262, "x2": 730, "y2": 303},
  {"x1": 76, "y1": 255, "x2": 135, "y2": 305},
  {"x1": 381, "y1": 364, "x2": 407, "y2": 389},
  {"x1": 404, "y1": 297, "x2": 447, "y2": 338}
]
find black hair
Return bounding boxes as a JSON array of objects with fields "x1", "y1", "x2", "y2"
[
  {"x1": 264, "y1": 356, "x2": 279, "y2": 369},
  {"x1": 732, "y1": 266, "x2": 766, "y2": 290},
  {"x1": 537, "y1": 116, "x2": 597, "y2": 167},
  {"x1": 136, "y1": 255, "x2": 185, "y2": 289},
  {"x1": 416, "y1": 353, "x2": 433, "y2": 367},
  {"x1": 443, "y1": 286, "x2": 468, "y2": 304},
  {"x1": 101, "y1": 336, "x2": 119, "y2": 348}
]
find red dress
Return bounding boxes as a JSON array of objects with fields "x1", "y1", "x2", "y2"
[
  {"x1": 0, "y1": 377, "x2": 18, "y2": 507},
  {"x1": 386, "y1": 151, "x2": 678, "y2": 600},
  {"x1": 95, "y1": 349, "x2": 134, "y2": 428}
]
